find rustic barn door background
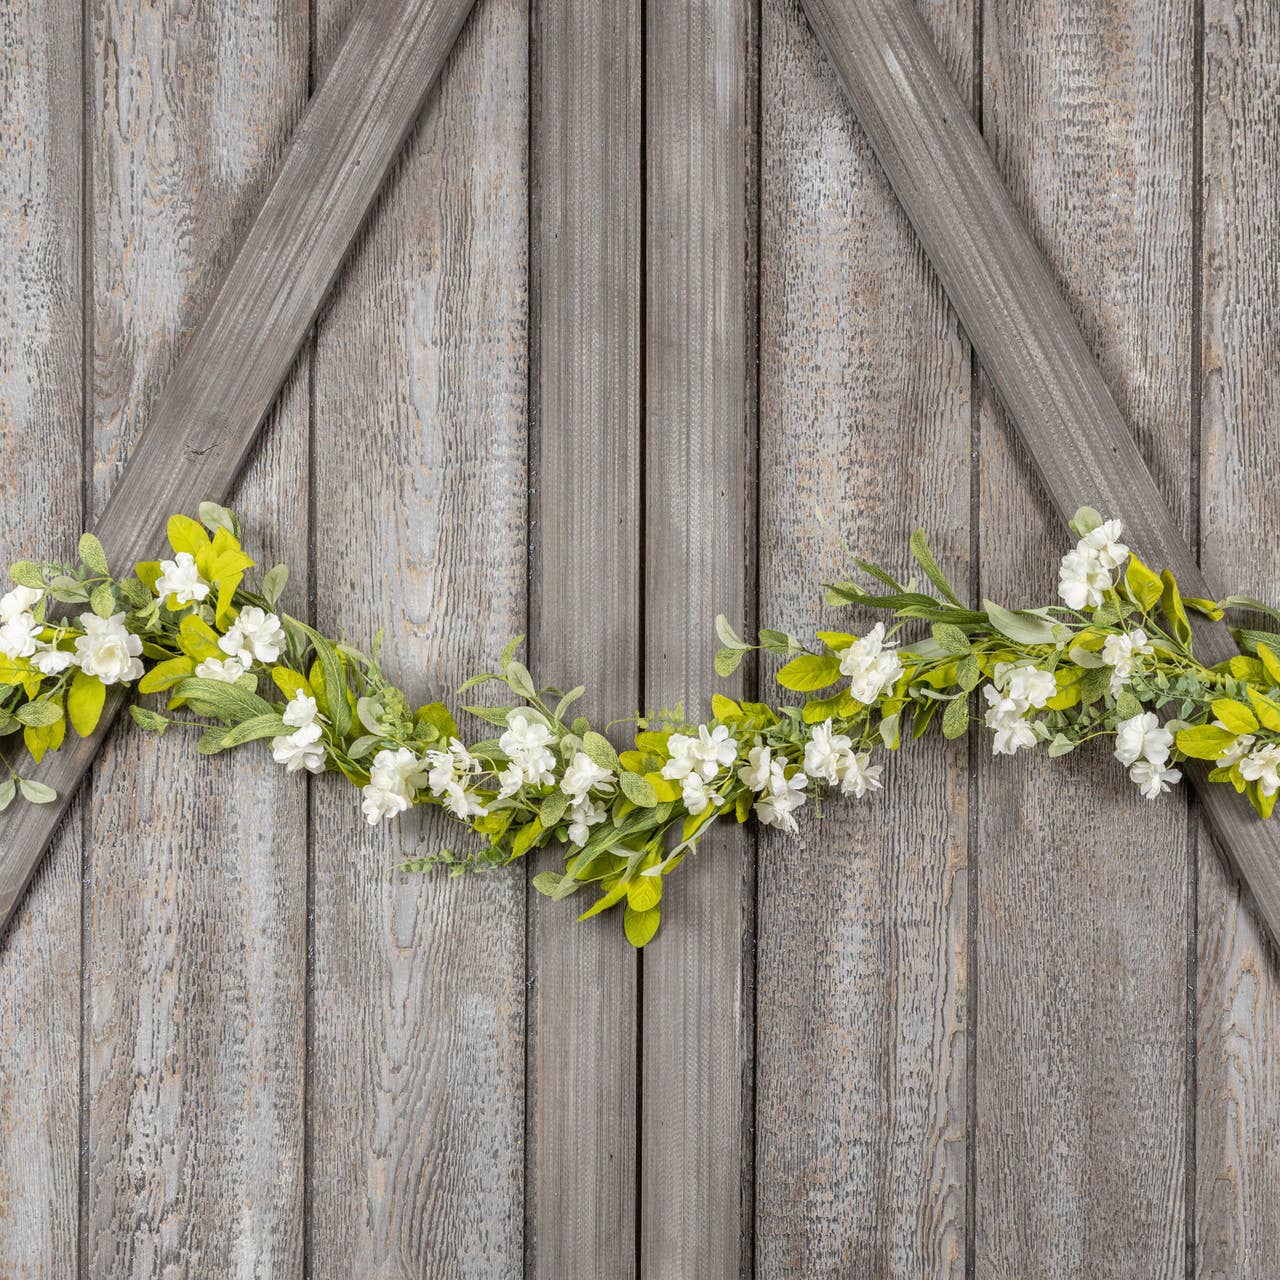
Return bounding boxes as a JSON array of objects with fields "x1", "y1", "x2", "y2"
[{"x1": 3, "y1": 0, "x2": 1279, "y2": 1275}]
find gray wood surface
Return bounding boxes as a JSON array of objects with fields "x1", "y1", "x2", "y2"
[
  {"x1": 641, "y1": 2, "x2": 754, "y2": 1275},
  {"x1": 81, "y1": 2, "x2": 311, "y2": 1271},
  {"x1": 974, "y1": 2, "x2": 1193, "y2": 1272},
  {"x1": 1196, "y1": 1, "x2": 1280, "y2": 1272},
  {"x1": 307, "y1": 0, "x2": 528, "y2": 1273},
  {"x1": 755, "y1": 2, "x2": 970, "y2": 1272},
  {"x1": 797, "y1": 0, "x2": 1280, "y2": 948},
  {"x1": 0, "y1": 0, "x2": 482, "y2": 937},
  {"x1": 0, "y1": 0, "x2": 82, "y2": 1272},
  {"x1": 527, "y1": 0, "x2": 641, "y2": 1273}
]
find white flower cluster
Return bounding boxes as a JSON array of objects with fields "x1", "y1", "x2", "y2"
[
  {"x1": 1, "y1": 586, "x2": 81, "y2": 677},
  {"x1": 270, "y1": 691, "x2": 326, "y2": 774},
  {"x1": 497, "y1": 713, "x2": 557, "y2": 794},
  {"x1": 1217, "y1": 724, "x2": 1280, "y2": 798},
  {"x1": 3, "y1": 585, "x2": 147, "y2": 685},
  {"x1": 361, "y1": 747, "x2": 430, "y2": 825},
  {"x1": 155, "y1": 552, "x2": 210, "y2": 605},
  {"x1": 1102, "y1": 627, "x2": 1153, "y2": 697},
  {"x1": 424, "y1": 738, "x2": 489, "y2": 821},
  {"x1": 662, "y1": 724, "x2": 738, "y2": 816},
  {"x1": 560, "y1": 751, "x2": 615, "y2": 846},
  {"x1": 981, "y1": 664, "x2": 1055, "y2": 756},
  {"x1": 1114, "y1": 712, "x2": 1180, "y2": 799},
  {"x1": 838, "y1": 622, "x2": 903, "y2": 704},
  {"x1": 1057, "y1": 519, "x2": 1128, "y2": 610}
]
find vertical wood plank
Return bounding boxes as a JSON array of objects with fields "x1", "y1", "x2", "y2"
[
  {"x1": 83, "y1": 2, "x2": 311, "y2": 1273},
  {"x1": 0, "y1": 0, "x2": 82, "y2": 1273},
  {"x1": 1197, "y1": 1, "x2": 1280, "y2": 1272},
  {"x1": 307, "y1": 0, "x2": 528, "y2": 1273},
  {"x1": 642, "y1": 1, "x2": 754, "y2": 1276},
  {"x1": 527, "y1": 0, "x2": 641, "y2": 1273},
  {"x1": 754, "y1": 1, "x2": 971, "y2": 1273},
  {"x1": 975, "y1": 2, "x2": 1193, "y2": 1275}
]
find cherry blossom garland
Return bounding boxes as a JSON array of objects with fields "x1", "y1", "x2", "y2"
[{"x1": 2, "y1": 503, "x2": 1279, "y2": 948}]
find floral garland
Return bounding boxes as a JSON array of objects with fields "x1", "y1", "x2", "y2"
[{"x1": 3, "y1": 503, "x2": 1280, "y2": 947}]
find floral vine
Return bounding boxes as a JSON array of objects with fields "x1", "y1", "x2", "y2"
[{"x1": 3, "y1": 504, "x2": 1280, "y2": 947}]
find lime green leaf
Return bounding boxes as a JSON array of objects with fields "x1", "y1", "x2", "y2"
[
  {"x1": 624, "y1": 903, "x2": 661, "y2": 948},
  {"x1": 78, "y1": 532, "x2": 110, "y2": 576},
  {"x1": 414, "y1": 701, "x2": 458, "y2": 742},
  {"x1": 511, "y1": 818, "x2": 543, "y2": 859},
  {"x1": 1248, "y1": 688, "x2": 1280, "y2": 733},
  {"x1": 1257, "y1": 642, "x2": 1280, "y2": 687},
  {"x1": 1212, "y1": 698, "x2": 1259, "y2": 734},
  {"x1": 67, "y1": 670, "x2": 106, "y2": 737},
  {"x1": 1176, "y1": 724, "x2": 1239, "y2": 760},
  {"x1": 710, "y1": 693, "x2": 743, "y2": 721},
  {"x1": 294, "y1": 622, "x2": 351, "y2": 736},
  {"x1": 577, "y1": 882, "x2": 628, "y2": 921},
  {"x1": 1124, "y1": 555, "x2": 1162, "y2": 613},
  {"x1": 167, "y1": 513, "x2": 209, "y2": 557},
  {"x1": 776, "y1": 654, "x2": 842, "y2": 692},
  {"x1": 1159, "y1": 570, "x2": 1193, "y2": 647},
  {"x1": 626, "y1": 874, "x2": 662, "y2": 912},
  {"x1": 139, "y1": 656, "x2": 194, "y2": 694}
]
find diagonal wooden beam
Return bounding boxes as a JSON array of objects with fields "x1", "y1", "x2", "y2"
[
  {"x1": 798, "y1": 0, "x2": 1280, "y2": 940},
  {"x1": 0, "y1": 0, "x2": 480, "y2": 934}
]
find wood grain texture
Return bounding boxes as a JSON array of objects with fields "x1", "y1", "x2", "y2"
[
  {"x1": 641, "y1": 1, "x2": 754, "y2": 1276},
  {"x1": 527, "y1": 0, "x2": 641, "y2": 1273},
  {"x1": 973, "y1": 3, "x2": 1194, "y2": 1274},
  {"x1": 797, "y1": 0, "x2": 1280, "y2": 947},
  {"x1": 0, "y1": 0, "x2": 483, "y2": 937},
  {"x1": 1196, "y1": 2, "x2": 1280, "y2": 1272},
  {"x1": 82, "y1": 2, "x2": 311, "y2": 1273},
  {"x1": 754, "y1": 2, "x2": 970, "y2": 1273},
  {"x1": 0, "y1": 0, "x2": 82, "y2": 1273},
  {"x1": 307, "y1": 0, "x2": 528, "y2": 1272}
]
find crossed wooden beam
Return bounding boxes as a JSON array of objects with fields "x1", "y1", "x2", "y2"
[{"x1": 3, "y1": 0, "x2": 1276, "y2": 941}]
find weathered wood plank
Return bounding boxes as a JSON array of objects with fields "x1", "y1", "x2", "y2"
[
  {"x1": 527, "y1": 0, "x2": 641, "y2": 1273},
  {"x1": 754, "y1": 1, "x2": 970, "y2": 1272},
  {"x1": 796, "y1": 0, "x2": 1280, "y2": 945},
  {"x1": 641, "y1": 1, "x2": 754, "y2": 1275},
  {"x1": 82, "y1": 1, "x2": 310, "y2": 1273},
  {"x1": 973, "y1": 2, "x2": 1194, "y2": 1273},
  {"x1": 307, "y1": 0, "x2": 528, "y2": 1272},
  {"x1": 1196, "y1": 2, "x2": 1280, "y2": 1272},
  {"x1": 0, "y1": 0, "x2": 483, "y2": 937},
  {"x1": 0, "y1": 0, "x2": 82, "y2": 1273}
]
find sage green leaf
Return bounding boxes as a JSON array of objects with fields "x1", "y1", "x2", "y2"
[
  {"x1": 714, "y1": 614, "x2": 748, "y2": 649},
  {"x1": 16, "y1": 700, "x2": 62, "y2": 727},
  {"x1": 261, "y1": 563, "x2": 289, "y2": 607},
  {"x1": 293, "y1": 622, "x2": 351, "y2": 736},
  {"x1": 78, "y1": 532, "x2": 110, "y2": 576},
  {"x1": 618, "y1": 770, "x2": 657, "y2": 808},
  {"x1": 714, "y1": 646, "x2": 744, "y2": 677},
  {"x1": 207, "y1": 714, "x2": 289, "y2": 753},
  {"x1": 128, "y1": 705, "x2": 169, "y2": 734},
  {"x1": 554, "y1": 685, "x2": 586, "y2": 722},
  {"x1": 539, "y1": 790, "x2": 570, "y2": 828},
  {"x1": 757, "y1": 628, "x2": 799, "y2": 656},
  {"x1": 1048, "y1": 734, "x2": 1075, "y2": 757},
  {"x1": 910, "y1": 529, "x2": 963, "y2": 606},
  {"x1": 172, "y1": 678, "x2": 274, "y2": 724},
  {"x1": 197, "y1": 501, "x2": 238, "y2": 536},
  {"x1": 89, "y1": 582, "x2": 115, "y2": 620},
  {"x1": 1070, "y1": 506, "x2": 1103, "y2": 537},
  {"x1": 582, "y1": 730, "x2": 620, "y2": 772},
  {"x1": 0, "y1": 778, "x2": 15, "y2": 811},
  {"x1": 499, "y1": 635, "x2": 525, "y2": 669},
  {"x1": 932, "y1": 622, "x2": 970, "y2": 655},
  {"x1": 956, "y1": 654, "x2": 983, "y2": 691},
  {"x1": 356, "y1": 696, "x2": 385, "y2": 734},
  {"x1": 18, "y1": 778, "x2": 57, "y2": 804},
  {"x1": 941, "y1": 695, "x2": 969, "y2": 740},
  {"x1": 10, "y1": 560, "x2": 45, "y2": 589},
  {"x1": 983, "y1": 600, "x2": 1058, "y2": 646},
  {"x1": 531, "y1": 871, "x2": 564, "y2": 897}
]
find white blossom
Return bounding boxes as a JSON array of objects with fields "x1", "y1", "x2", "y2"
[
  {"x1": 271, "y1": 721, "x2": 326, "y2": 774},
  {"x1": 1006, "y1": 665, "x2": 1056, "y2": 710},
  {"x1": 982, "y1": 685, "x2": 1036, "y2": 756},
  {"x1": 425, "y1": 738, "x2": 481, "y2": 798},
  {"x1": 1240, "y1": 744, "x2": 1280, "y2": 797},
  {"x1": 31, "y1": 642, "x2": 76, "y2": 675},
  {"x1": 73, "y1": 612, "x2": 143, "y2": 685},
  {"x1": 155, "y1": 551, "x2": 210, "y2": 605},
  {"x1": 0, "y1": 586, "x2": 42, "y2": 621},
  {"x1": 567, "y1": 797, "x2": 607, "y2": 847},
  {"x1": 218, "y1": 606, "x2": 286, "y2": 665},
  {"x1": 737, "y1": 743, "x2": 775, "y2": 793},
  {"x1": 1129, "y1": 758, "x2": 1182, "y2": 800},
  {"x1": 691, "y1": 724, "x2": 738, "y2": 779},
  {"x1": 836, "y1": 751, "x2": 883, "y2": 799},
  {"x1": 1213, "y1": 723, "x2": 1256, "y2": 769},
  {"x1": 1057, "y1": 548, "x2": 1113, "y2": 611},
  {"x1": 661, "y1": 732, "x2": 699, "y2": 781},
  {"x1": 282, "y1": 691, "x2": 320, "y2": 730},
  {"x1": 681, "y1": 773, "x2": 718, "y2": 816},
  {"x1": 1079, "y1": 519, "x2": 1129, "y2": 570},
  {"x1": 360, "y1": 747, "x2": 428, "y2": 825},
  {"x1": 0, "y1": 611, "x2": 41, "y2": 660},
  {"x1": 440, "y1": 783, "x2": 488, "y2": 820},
  {"x1": 838, "y1": 623, "x2": 903, "y2": 705},
  {"x1": 1102, "y1": 628, "x2": 1153, "y2": 697},
  {"x1": 194, "y1": 656, "x2": 247, "y2": 683},
  {"x1": 499, "y1": 712, "x2": 557, "y2": 787},
  {"x1": 755, "y1": 763, "x2": 808, "y2": 833},
  {"x1": 561, "y1": 751, "x2": 615, "y2": 801},
  {"x1": 803, "y1": 718, "x2": 854, "y2": 785},
  {"x1": 1113, "y1": 712, "x2": 1172, "y2": 768}
]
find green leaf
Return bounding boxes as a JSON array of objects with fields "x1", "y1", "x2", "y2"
[
  {"x1": 138, "y1": 656, "x2": 194, "y2": 694},
  {"x1": 10, "y1": 560, "x2": 45, "y2": 589},
  {"x1": 506, "y1": 661, "x2": 537, "y2": 700},
  {"x1": 16, "y1": 700, "x2": 62, "y2": 727},
  {"x1": 909, "y1": 529, "x2": 963, "y2": 606},
  {"x1": 128, "y1": 705, "x2": 170, "y2": 734},
  {"x1": 714, "y1": 646, "x2": 744, "y2": 677},
  {"x1": 18, "y1": 778, "x2": 57, "y2": 804},
  {"x1": 577, "y1": 882, "x2": 628, "y2": 921},
  {"x1": 171, "y1": 678, "x2": 274, "y2": 723},
  {"x1": 261, "y1": 563, "x2": 289, "y2": 607},
  {"x1": 198, "y1": 501, "x2": 238, "y2": 536},
  {"x1": 1160, "y1": 570, "x2": 1193, "y2": 647},
  {"x1": 1219, "y1": 595, "x2": 1280, "y2": 626},
  {"x1": 511, "y1": 817, "x2": 544, "y2": 859},
  {"x1": 1212, "y1": 698, "x2": 1259, "y2": 735},
  {"x1": 626, "y1": 874, "x2": 662, "y2": 912},
  {"x1": 757, "y1": 628, "x2": 799, "y2": 656},
  {"x1": 955, "y1": 654, "x2": 983, "y2": 692},
  {"x1": 356, "y1": 696, "x2": 386, "y2": 734},
  {"x1": 67, "y1": 670, "x2": 106, "y2": 737},
  {"x1": 1176, "y1": 724, "x2": 1239, "y2": 761},
  {"x1": 618, "y1": 770, "x2": 657, "y2": 808},
  {"x1": 1124, "y1": 555, "x2": 1163, "y2": 613},
  {"x1": 202, "y1": 713, "x2": 290, "y2": 754},
  {"x1": 499, "y1": 635, "x2": 525, "y2": 670},
  {"x1": 714, "y1": 614, "x2": 748, "y2": 649},
  {"x1": 78, "y1": 532, "x2": 110, "y2": 576},
  {"x1": 776, "y1": 653, "x2": 843, "y2": 692},
  {"x1": 89, "y1": 582, "x2": 116, "y2": 620},
  {"x1": 0, "y1": 777, "x2": 14, "y2": 811},
  {"x1": 941, "y1": 695, "x2": 969, "y2": 740},
  {"x1": 982, "y1": 600, "x2": 1058, "y2": 645},
  {"x1": 1248, "y1": 688, "x2": 1280, "y2": 733},
  {"x1": 532, "y1": 871, "x2": 564, "y2": 897},
  {"x1": 1048, "y1": 734, "x2": 1075, "y2": 757},
  {"x1": 293, "y1": 622, "x2": 351, "y2": 736},
  {"x1": 554, "y1": 686, "x2": 586, "y2": 722},
  {"x1": 582, "y1": 730, "x2": 620, "y2": 772},
  {"x1": 624, "y1": 903, "x2": 661, "y2": 948},
  {"x1": 1257, "y1": 642, "x2": 1280, "y2": 687},
  {"x1": 539, "y1": 790, "x2": 571, "y2": 828},
  {"x1": 932, "y1": 623, "x2": 970, "y2": 655},
  {"x1": 1069, "y1": 506, "x2": 1104, "y2": 537}
]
